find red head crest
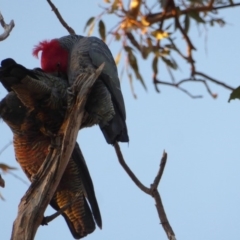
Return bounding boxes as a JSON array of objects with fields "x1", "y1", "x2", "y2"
[{"x1": 33, "y1": 39, "x2": 68, "y2": 73}]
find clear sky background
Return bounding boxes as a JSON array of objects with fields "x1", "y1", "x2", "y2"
[{"x1": 1, "y1": 1, "x2": 240, "y2": 240}]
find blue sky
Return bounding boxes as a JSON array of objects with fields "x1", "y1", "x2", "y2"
[{"x1": 1, "y1": 1, "x2": 240, "y2": 240}]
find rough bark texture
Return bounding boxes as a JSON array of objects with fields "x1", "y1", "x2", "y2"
[{"x1": 10, "y1": 63, "x2": 104, "y2": 240}]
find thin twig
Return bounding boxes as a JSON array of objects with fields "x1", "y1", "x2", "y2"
[
  {"x1": 194, "y1": 71, "x2": 234, "y2": 90},
  {"x1": 7, "y1": 171, "x2": 29, "y2": 186},
  {"x1": 154, "y1": 78, "x2": 203, "y2": 98},
  {"x1": 145, "y1": 2, "x2": 240, "y2": 24},
  {"x1": 152, "y1": 151, "x2": 167, "y2": 188},
  {"x1": 46, "y1": 0, "x2": 75, "y2": 34},
  {"x1": 114, "y1": 143, "x2": 176, "y2": 240},
  {"x1": 0, "y1": 141, "x2": 12, "y2": 155},
  {"x1": 0, "y1": 11, "x2": 15, "y2": 41}
]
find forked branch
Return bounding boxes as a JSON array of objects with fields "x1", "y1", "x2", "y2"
[
  {"x1": 0, "y1": 11, "x2": 15, "y2": 41},
  {"x1": 114, "y1": 143, "x2": 176, "y2": 240}
]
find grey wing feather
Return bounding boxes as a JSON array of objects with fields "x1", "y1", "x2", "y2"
[
  {"x1": 88, "y1": 37, "x2": 126, "y2": 120},
  {"x1": 68, "y1": 36, "x2": 126, "y2": 121}
]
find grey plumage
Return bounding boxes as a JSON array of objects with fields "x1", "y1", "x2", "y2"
[
  {"x1": 0, "y1": 60, "x2": 102, "y2": 239},
  {"x1": 59, "y1": 35, "x2": 129, "y2": 143}
]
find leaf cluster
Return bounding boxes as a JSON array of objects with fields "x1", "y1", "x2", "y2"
[{"x1": 84, "y1": 0, "x2": 238, "y2": 97}]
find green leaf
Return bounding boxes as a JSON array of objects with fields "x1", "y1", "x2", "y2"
[
  {"x1": 152, "y1": 56, "x2": 158, "y2": 75},
  {"x1": 188, "y1": 11, "x2": 205, "y2": 24},
  {"x1": 109, "y1": 0, "x2": 119, "y2": 13},
  {"x1": 124, "y1": 46, "x2": 135, "y2": 53},
  {"x1": 184, "y1": 14, "x2": 190, "y2": 34},
  {"x1": 115, "y1": 33, "x2": 121, "y2": 41},
  {"x1": 141, "y1": 46, "x2": 151, "y2": 59},
  {"x1": 115, "y1": 50, "x2": 122, "y2": 65},
  {"x1": 127, "y1": 51, "x2": 147, "y2": 90},
  {"x1": 88, "y1": 22, "x2": 95, "y2": 36},
  {"x1": 162, "y1": 57, "x2": 178, "y2": 70},
  {"x1": 228, "y1": 86, "x2": 240, "y2": 102},
  {"x1": 84, "y1": 17, "x2": 95, "y2": 32},
  {"x1": 126, "y1": 32, "x2": 140, "y2": 50},
  {"x1": 98, "y1": 20, "x2": 106, "y2": 42}
]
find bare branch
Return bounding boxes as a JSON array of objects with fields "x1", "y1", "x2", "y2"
[
  {"x1": 114, "y1": 143, "x2": 176, "y2": 240},
  {"x1": 10, "y1": 64, "x2": 104, "y2": 240},
  {"x1": 152, "y1": 151, "x2": 167, "y2": 188},
  {"x1": 145, "y1": 3, "x2": 240, "y2": 25},
  {"x1": 0, "y1": 140, "x2": 12, "y2": 155},
  {"x1": 114, "y1": 142, "x2": 150, "y2": 194},
  {"x1": 154, "y1": 78, "x2": 203, "y2": 98},
  {"x1": 194, "y1": 71, "x2": 234, "y2": 91},
  {"x1": 0, "y1": 11, "x2": 15, "y2": 41},
  {"x1": 46, "y1": 0, "x2": 75, "y2": 34},
  {"x1": 7, "y1": 171, "x2": 29, "y2": 186}
]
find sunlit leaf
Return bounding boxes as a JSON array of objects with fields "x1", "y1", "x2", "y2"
[
  {"x1": 129, "y1": 0, "x2": 142, "y2": 18},
  {"x1": 98, "y1": 20, "x2": 106, "y2": 42},
  {"x1": 228, "y1": 86, "x2": 240, "y2": 102},
  {"x1": 88, "y1": 22, "x2": 95, "y2": 36},
  {"x1": 115, "y1": 50, "x2": 122, "y2": 65},
  {"x1": 84, "y1": 17, "x2": 95, "y2": 32},
  {"x1": 188, "y1": 11, "x2": 205, "y2": 23},
  {"x1": 141, "y1": 16, "x2": 150, "y2": 26},
  {"x1": 151, "y1": 30, "x2": 170, "y2": 40}
]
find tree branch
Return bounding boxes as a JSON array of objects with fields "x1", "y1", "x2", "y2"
[
  {"x1": 10, "y1": 64, "x2": 104, "y2": 240},
  {"x1": 46, "y1": 0, "x2": 75, "y2": 34},
  {"x1": 194, "y1": 71, "x2": 234, "y2": 90},
  {"x1": 145, "y1": 3, "x2": 240, "y2": 25},
  {"x1": 0, "y1": 11, "x2": 15, "y2": 41},
  {"x1": 114, "y1": 143, "x2": 176, "y2": 240}
]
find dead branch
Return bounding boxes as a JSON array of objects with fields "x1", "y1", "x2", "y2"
[
  {"x1": 10, "y1": 64, "x2": 104, "y2": 240},
  {"x1": 46, "y1": 0, "x2": 75, "y2": 34},
  {"x1": 0, "y1": 11, "x2": 15, "y2": 41},
  {"x1": 114, "y1": 143, "x2": 176, "y2": 240}
]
